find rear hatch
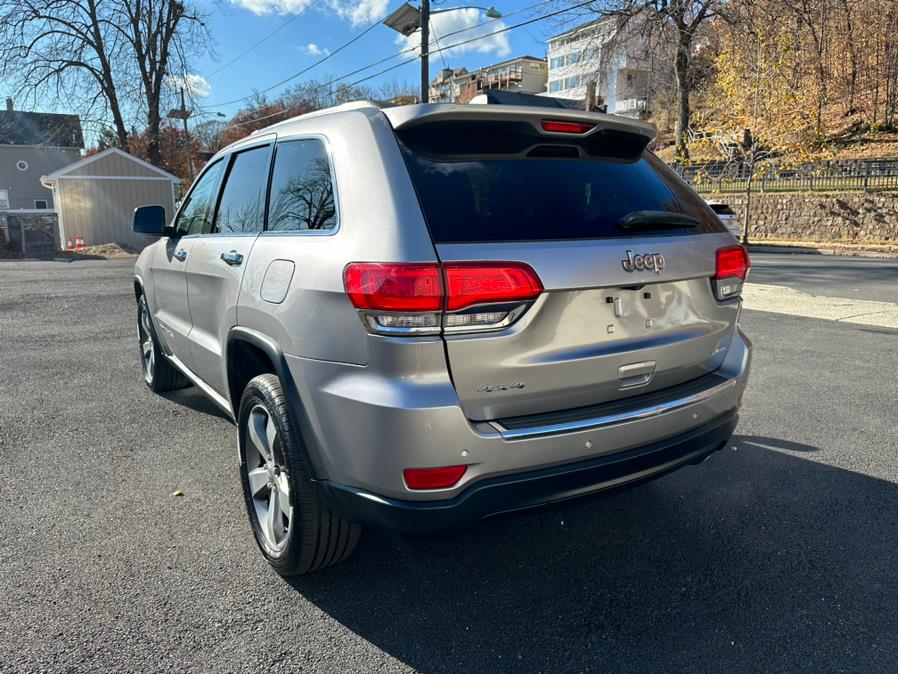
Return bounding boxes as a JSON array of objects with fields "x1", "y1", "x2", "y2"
[{"x1": 388, "y1": 105, "x2": 743, "y2": 421}]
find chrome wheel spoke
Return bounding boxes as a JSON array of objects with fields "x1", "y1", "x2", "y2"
[
  {"x1": 276, "y1": 474, "x2": 291, "y2": 516},
  {"x1": 262, "y1": 490, "x2": 278, "y2": 545},
  {"x1": 265, "y1": 416, "x2": 278, "y2": 455},
  {"x1": 247, "y1": 466, "x2": 269, "y2": 497},
  {"x1": 248, "y1": 408, "x2": 273, "y2": 462}
]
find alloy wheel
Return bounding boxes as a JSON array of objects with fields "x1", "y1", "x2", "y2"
[
  {"x1": 139, "y1": 304, "x2": 155, "y2": 384},
  {"x1": 245, "y1": 404, "x2": 293, "y2": 551}
]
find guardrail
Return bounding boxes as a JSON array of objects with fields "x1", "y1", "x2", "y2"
[{"x1": 672, "y1": 158, "x2": 898, "y2": 194}]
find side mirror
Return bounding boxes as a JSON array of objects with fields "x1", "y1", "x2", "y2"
[{"x1": 133, "y1": 205, "x2": 169, "y2": 236}]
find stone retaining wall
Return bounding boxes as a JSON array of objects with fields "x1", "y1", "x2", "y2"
[{"x1": 721, "y1": 192, "x2": 898, "y2": 243}]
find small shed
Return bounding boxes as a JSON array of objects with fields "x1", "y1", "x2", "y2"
[{"x1": 41, "y1": 148, "x2": 181, "y2": 250}]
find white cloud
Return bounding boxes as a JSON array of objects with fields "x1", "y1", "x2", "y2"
[
  {"x1": 305, "y1": 42, "x2": 322, "y2": 55},
  {"x1": 169, "y1": 73, "x2": 213, "y2": 98},
  {"x1": 330, "y1": 0, "x2": 388, "y2": 26},
  {"x1": 230, "y1": 0, "x2": 315, "y2": 15},
  {"x1": 395, "y1": 8, "x2": 511, "y2": 60},
  {"x1": 229, "y1": 0, "x2": 388, "y2": 27}
]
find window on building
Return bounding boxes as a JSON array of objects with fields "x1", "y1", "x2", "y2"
[
  {"x1": 0, "y1": 189, "x2": 9, "y2": 210},
  {"x1": 565, "y1": 75, "x2": 582, "y2": 89},
  {"x1": 568, "y1": 51, "x2": 580, "y2": 65},
  {"x1": 267, "y1": 139, "x2": 337, "y2": 232},
  {"x1": 213, "y1": 145, "x2": 271, "y2": 234},
  {"x1": 550, "y1": 57, "x2": 564, "y2": 69},
  {"x1": 548, "y1": 80, "x2": 563, "y2": 93},
  {"x1": 34, "y1": 199, "x2": 48, "y2": 209}
]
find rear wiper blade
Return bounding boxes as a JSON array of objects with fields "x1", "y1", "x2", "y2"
[{"x1": 618, "y1": 210, "x2": 699, "y2": 231}]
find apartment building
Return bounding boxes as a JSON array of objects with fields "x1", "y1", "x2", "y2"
[
  {"x1": 430, "y1": 56, "x2": 548, "y2": 103},
  {"x1": 544, "y1": 17, "x2": 652, "y2": 118}
]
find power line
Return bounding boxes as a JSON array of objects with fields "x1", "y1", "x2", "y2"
[
  {"x1": 207, "y1": 0, "x2": 558, "y2": 111},
  {"x1": 206, "y1": 16, "x2": 384, "y2": 108},
  {"x1": 205, "y1": 1, "x2": 321, "y2": 80},
  {"x1": 226, "y1": 0, "x2": 597, "y2": 130}
]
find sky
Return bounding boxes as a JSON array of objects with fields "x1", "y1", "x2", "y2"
[{"x1": 187, "y1": 0, "x2": 592, "y2": 115}]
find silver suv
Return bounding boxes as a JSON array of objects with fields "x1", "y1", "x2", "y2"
[{"x1": 132, "y1": 100, "x2": 752, "y2": 575}]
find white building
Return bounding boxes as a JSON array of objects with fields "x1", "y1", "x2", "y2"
[{"x1": 544, "y1": 17, "x2": 652, "y2": 118}]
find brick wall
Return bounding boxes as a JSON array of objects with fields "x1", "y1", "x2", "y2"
[{"x1": 722, "y1": 192, "x2": 898, "y2": 243}]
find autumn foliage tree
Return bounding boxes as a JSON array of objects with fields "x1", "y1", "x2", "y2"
[{"x1": 715, "y1": 0, "x2": 898, "y2": 148}]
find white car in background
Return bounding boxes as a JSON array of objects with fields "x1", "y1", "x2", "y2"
[{"x1": 706, "y1": 201, "x2": 741, "y2": 239}]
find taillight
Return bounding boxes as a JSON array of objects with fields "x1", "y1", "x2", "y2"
[
  {"x1": 343, "y1": 261, "x2": 543, "y2": 335},
  {"x1": 444, "y1": 263, "x2": 543, "y2": 310},
  {"x1": 403, "y1": 465, "x2": 467, "y2": 490},
  {"x1": 342, "y1": 263, "x2": 442, "y2": 311},
  {"x1": 541, "y1": 119, "x2": 595, "y2": 134},
  {"x1": 713, "y1": 245, "x2": 750, "y2": 300}
]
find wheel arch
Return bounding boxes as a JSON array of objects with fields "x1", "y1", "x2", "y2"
[{"x1": 226, "y1": 327, "x2": 327, "y2": 479}]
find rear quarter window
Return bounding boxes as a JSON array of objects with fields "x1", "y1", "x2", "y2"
[
  {"x1": 267, "y1": 139, "x2": 337, "y2": 232},
  {"x1": 397, "y1": 125, "x2": 725, "y2": 243}
]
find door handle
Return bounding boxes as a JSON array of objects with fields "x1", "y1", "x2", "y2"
[
  {"x1": 221, "y1": 250, "x2": 244, "y2": 266},
  {"x1": 173, "y1": 248, "x2": 188, "y2": 262}
]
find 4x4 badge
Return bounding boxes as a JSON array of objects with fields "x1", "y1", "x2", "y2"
[{"x1": 622, "y1": 250, "x2": 665, "y2": 273}]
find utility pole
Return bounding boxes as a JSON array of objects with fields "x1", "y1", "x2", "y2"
[
  {"x1": 383, "y1": 3, "x2": 501, "y2": 104},
  {"x1": 420, "y1": 0, "x2": 430, "y2": 103},
  {"x1": 180, "y1": 88, "x2": 195, "y2": 181}
]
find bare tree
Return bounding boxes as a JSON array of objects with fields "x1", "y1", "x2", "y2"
[
  {"x1": 584, "y1": 0, "x2": 725, "y2": 159},
  {"x1": 0, "y1": 0, "x2": 209, "y2": 165}
]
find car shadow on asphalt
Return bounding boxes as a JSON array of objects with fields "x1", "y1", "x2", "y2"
[
  {"x1": 283, "y1": 436, "x2": 898, "y2": 671},
  {"x1": 161, "y1": 386, "x2": 231, "y2": 421}
]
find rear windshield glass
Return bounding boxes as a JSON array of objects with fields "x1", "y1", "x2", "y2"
[
  {"x1": 397, "y1": 125, "x2": 724, "y2": 243},
  {"x1": 709, "y1": 204, "x2": 736, "y2": 216}
]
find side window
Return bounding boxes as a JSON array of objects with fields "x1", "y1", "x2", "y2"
[
  {"x1": 177, "y1": 160, "x2": 225, "y2": 235},
  {"x1": 213, "y1": 145, "x2": 271, "y2": 234},
  {"x1": 267, "y1": 139, "x2": 337, "y2": 232},
  {"x1": 175, "y1": 160, "x2": 225, "y2": 234}
]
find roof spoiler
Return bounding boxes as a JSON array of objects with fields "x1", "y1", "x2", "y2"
[{"x1": 382, "y1": 102, "x2": 657, "y2": 145}]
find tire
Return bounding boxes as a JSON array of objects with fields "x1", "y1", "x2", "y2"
[
  {"x1": 238, "y1": 373, "x2": 361, "y2": 575},
  {"x1": 137, "y1": 293, "x2": 188, "y2": 392}
]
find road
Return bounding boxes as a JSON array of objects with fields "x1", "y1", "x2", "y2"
[
  {"x1": 1, "y1": 256, "x2": 897, "y2": 673},
  {"x1": 749, "y1": 252, "x2": 898, "y2": 303}
]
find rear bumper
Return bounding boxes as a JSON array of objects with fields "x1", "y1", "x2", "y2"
[
  {"x1": 317, "y1": 410, "x2": 737, "y2": 535},
  {"x1": 284, "y1": 325, "x2": 751, "y2": 501}
]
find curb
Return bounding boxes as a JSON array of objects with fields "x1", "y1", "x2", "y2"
[{"x1": 748, "y1": 244, "x2": 898, "y2": 259}]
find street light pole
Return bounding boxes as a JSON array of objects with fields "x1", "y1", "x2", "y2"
[{"x1": 420, "y1": 0, "x2": 430, "y2": 103}]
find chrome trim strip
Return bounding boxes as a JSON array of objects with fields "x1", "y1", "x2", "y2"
[
  {"x1": 493, "y1": 376, "x2": 738, "y2": 441},
  {"x1": 165, "y1": 353, "x2": 235, "y2": 419}
]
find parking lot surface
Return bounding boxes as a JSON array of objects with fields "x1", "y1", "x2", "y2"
[{"x1": 1, "y1": 258, "x2": 896, "y2": 673}]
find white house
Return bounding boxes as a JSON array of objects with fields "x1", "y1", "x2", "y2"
[{"x1": 543, "y1": 17, "x2": 652, "y2": 118}]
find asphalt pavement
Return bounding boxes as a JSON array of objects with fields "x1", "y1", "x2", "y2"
[
  {"x1": 1, "y1": 256, "x2": 896, "y2": 673},
  {"x1": 749, "y1": 252, "x2": 898, "y2": 303}
]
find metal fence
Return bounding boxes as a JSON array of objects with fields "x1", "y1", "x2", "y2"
[{"x1": 673, "y1": 157, "x2": 898, "y2": 194}]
